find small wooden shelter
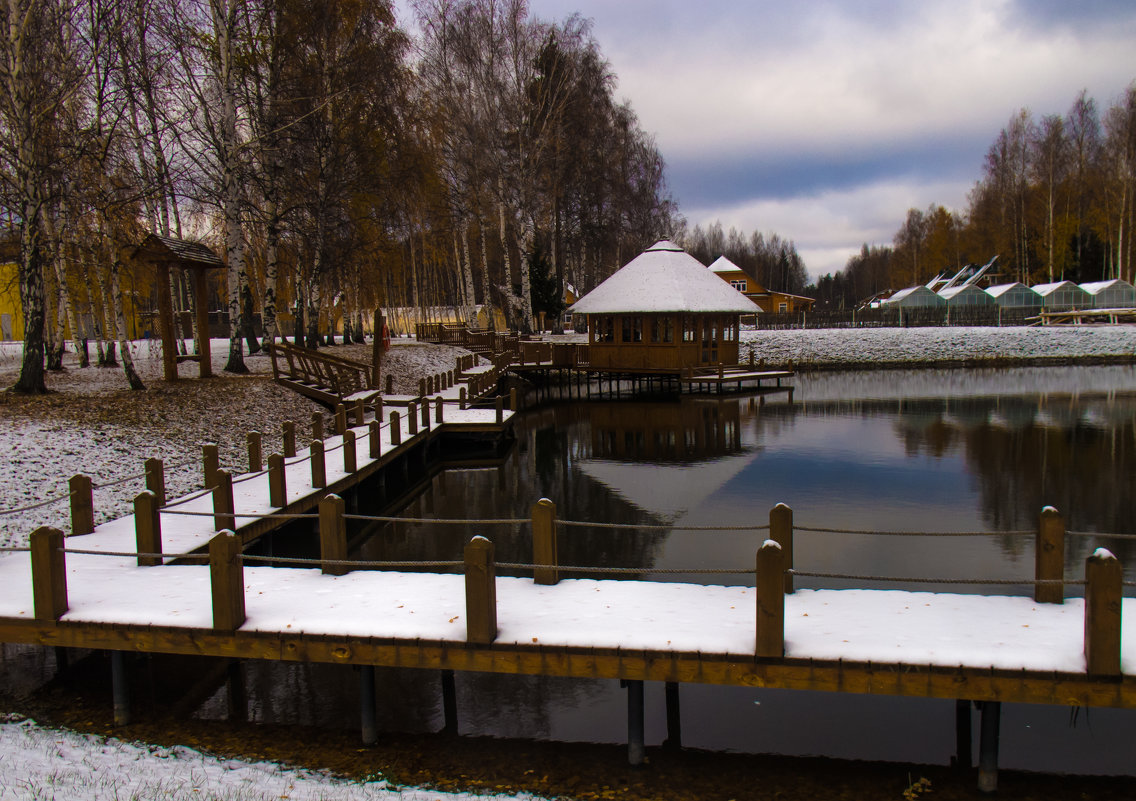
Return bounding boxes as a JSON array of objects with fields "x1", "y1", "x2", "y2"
[
  {"x1": 569, "y1": 240, "x2": 760, "y2": 371},
  {"x1": 129, "y1": 234, "x2": 225, "y2": 381}
]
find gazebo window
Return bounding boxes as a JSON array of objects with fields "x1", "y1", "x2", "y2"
[
  {"x1": 622, "y1": 316, "x2": 643, "y2": 343},
  {"x1": 596, "y1": 316, "x2": 614, "y2": 343},
  {"x1": 651, "y1": 317, "x2": 674, "y2": 344}
]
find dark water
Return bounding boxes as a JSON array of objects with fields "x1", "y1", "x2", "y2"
[{"x1": 10, "y1": 365, "x2": 1136, "y2": 775}]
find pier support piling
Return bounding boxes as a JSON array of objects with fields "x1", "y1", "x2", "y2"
[
  {"x1": 954, "y1": 699, "x2": 972, "y2": 770},
  {"x1": 977, "y1": 701, "x2": 1001, "y2": 793},
  {"x1": 360, "y1": 665, "x2": 377, "y2": 745},
  {"x1": 664, "y1": 681, "x2": 682, "y2": 750},
  {"x1": 441, "y1": 670, "x2": 458, "y2": 735},
  {"x1": 111, "y1": 650, "x2": 130, "y2": 726},
  {"x1": 625, "y1": 679, "x2": 645, "y2": 766}
]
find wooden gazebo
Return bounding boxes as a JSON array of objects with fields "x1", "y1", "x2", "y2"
[
  {"x1": 130, "y1": 234, "x2": 224, "y2": 381},
  {"x1": 569, "y1": 240, "x2": 760, "y2": 371}
]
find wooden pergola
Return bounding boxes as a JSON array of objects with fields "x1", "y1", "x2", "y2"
[{"x1": 130, "y1": 234, "x2": 224, "y2": 381}]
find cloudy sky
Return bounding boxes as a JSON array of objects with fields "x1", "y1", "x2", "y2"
[{"x1": 400, "y1": 1, "x2": 1136, "y2": 280}]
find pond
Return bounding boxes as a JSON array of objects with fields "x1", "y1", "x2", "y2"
[{"x1": 191, "y1": 363, "x2": 1136, "y2": 776}]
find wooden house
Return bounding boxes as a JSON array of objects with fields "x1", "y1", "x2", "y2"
[
  {"x1": 707, "y1": 255, "x2": 814, "y2": 313},
  {"x1": 569, "y1": 240, "x2": 760, "y2": 371}
]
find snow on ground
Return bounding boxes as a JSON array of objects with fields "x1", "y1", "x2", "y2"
[{"x1": 0, "y1": 716, "x2": 547, "y2": 801}]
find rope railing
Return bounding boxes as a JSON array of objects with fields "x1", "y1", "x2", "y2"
[
  {"x1": 786, "y1": 569, "x2": 1086, "y2": 586},
  {"x1": 62, "y1": 547, "x2": 209, "y2": 562},
  {"x1": 793, "y1": 525, "x2": 1033, "y2": 537},
  {"x1": 0, "y1": 491, "x2": 75, "y2": 516},
  {"x1": 559, "y1": 519, "x2": 771, "y2": 532},
  {"x1": 342, "y1": 513, "x2": 529, "y2": 525}
]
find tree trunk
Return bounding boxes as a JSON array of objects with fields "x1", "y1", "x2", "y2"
[{"x1": 110, "y1": 257, "x2": 145, "y2": 390}]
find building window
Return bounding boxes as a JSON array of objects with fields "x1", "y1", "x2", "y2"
[
  {"x1": 622, "y1": 316, "x2": 643, "y2": 343},
  {"x1": 730, "y1": 279, "x2": 747, "y2": 292},
  {"x1": 596, "y1": 316, "x2": 614, "y2": 343},
  {"x1": 778, "y1": 302, "x2": 788, "y2": 312}
]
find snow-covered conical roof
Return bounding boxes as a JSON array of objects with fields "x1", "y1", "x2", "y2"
[{"x1": 570, "y1": 240, "x2": 760, "y2": 314}]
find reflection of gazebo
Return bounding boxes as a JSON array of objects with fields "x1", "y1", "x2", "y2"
[{"x1": 129, "y1": 234, "x2": 224, "y2": 381}]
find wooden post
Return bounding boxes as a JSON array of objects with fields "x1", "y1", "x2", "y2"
[
  {"x1": 955, "y1": 699, "x2": 972, "y2": 770},
  {"x1": 282, "y1": 421, "x2": 297, "y2": 457},
  {"x1": 193, "y1": 266, "x2": 213, "y2": 378},
  {"x1": 464, "y1": 536, "x2": 497, "y2": 644},
  {"x1": 134, "y1": 490, "x2": 162, "y2": 566},
  {"x1": 510, "y1": 387, "x2": 518, "y2": 411},
  {"x1": 335, "y1": 403, "x2": 347, "y2": 435},
  {"x1": 495, "y1": 395, "x2": 503, "y2": 424},
  {"x1": 435, "y1": 397, "x2": 444, "y2": 424},
  {"x1": 209, "y1": 530, "x2": 246, "y2": 631},
  {"x1": 268, "y1": 453, "x2": 287, "y2": 507},
  {"x1": 977, "y1": 701, "x2": 1001, "y2": 793},
  {"x1": 203, "y1": 443, "x2": 219, "y2": 489},
  {"x1": 111, "y1": 649, "x2": 130, "y2": 725},
  {"x1": 145, "y1": 458, "x2": 166, "y2": 507},
  {"x1": 354, "y1": 398, "x2": 365, "y2": 426},
  {"x1": 626, "y1": 679, "x2": 645, "y2": 766},
  {"x1": 371, "y1": 309, "x2": 383, "y2": 388},
  {"x1": 247, "y1": 431, "x2": 263, "y2": 473},
  {"x1": 664, "y1": 681, "x2": 682, "y2": 750},
  {"x1": 320, "y1": 493, "x2": 348, "y2": 575},
  {"x1": 421, "y1": 398, "x2": 430, "y2": 430},
  {"x1": 343, "y1": 430, "x2": 357, "y2": 473},
  {"x1": 212, "y1": 469, "x2": 235, "y2": 532},
  {"x1": 441, "y1": 670, "x2": 458, "y2": 735},
  {"x1": 69, "y1": 474, "x2": 94, "y2": 536},
  {"x1": 30, "y1": 526, "x2": 67, "y2": 621},
  {"x1": 1084, "y1": 548, "x2": 1122, "y2": 676},
  {"x1": 460, "y1": 387, "x2": 467, "y2": 410},
  {"x1": 390, "y1": 411, "x2": 401, "y2": 446},
  {"x1": 386, "y1": 374, "x2": 393, "y2": 394},
  {"x1": 373, "y1": 395, "x2": 383, "y2": 421},
  {"x1": 310, "y1": 440, "x2": 326, "y2": 489},
  {"x1": 532, "y1": 497, "x2": 558, "y2": 585},
  {"x1": 418, "y1": 377, "x2": 426, "y2": 397},
  {"x1": 156, "y1": 260, "x2": 177, "y2": 381},
  {"x1": 407, "y1": 402, "x2": 418, "y2": 435},
  {"x1": 369, "y1": 420, "x2": 382, "y2": 459},
  {"x1": 1035, "y1": 506, "x2": 1065, "y2": 603},
  {"x1": 770, "y1": 503, "x2": 794, "y2": 594},
  {"x1": 755, "y1": 539, "x2": 785, "y2": 658},
  {"x1": 360, "y1": 664, "x2": 377, "y2": 745},
  {"x1": 311, "y1": 412, "x2": 324, "y2": 441}
]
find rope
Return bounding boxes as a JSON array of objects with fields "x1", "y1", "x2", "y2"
[
  {"x1": 1069, "y1": 531, "x2": 1136, "y2": 541},
  {"x1": 160, "y1": 487, "x2": 214, "y2": 509},
  {"x1": 793, "y1": 526, "x2": 1033, "y2": 537},
  {"x1": 558, "y1": 520, "x2": 770, "y2": 532},
  {"x1": 159, "y1": 509, "x2": 318, "y2": 520},
  {"x1": 496, "y1": 562, "x2": 754, "y2": 575},
  {"x1": 342, "y1": 514, "x2": 528, "y2": 525},
  {"x1": 0, "y1": 546, "x2": 31, "y2": 553},
  {"x1": 786, "y1": 569, "x2": 1087, "y2": 586},
  {"x1": 232, "y1": 469, "x2": 268, "y2": 485},
  {"x1": 91, "y1": 469, "x2": 150, "y2": 490},
  {"x1": 0, "y1": 491, "x2": 74, "y2": 516},
  {"x1": 62, "y1": 548, "x2": 208, "y2": 561},
  {"x1": 240, "y1": 554, "x2": 462, "y2": 569}
]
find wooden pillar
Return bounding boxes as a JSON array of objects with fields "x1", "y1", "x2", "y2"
[
  {"x1": 310, "y1": 441, "x2": 326, "y2": 489},
  {"x1": 664, "y1": 681, "x2": 682, "y2": 750},
  {"x1": 755, "y1": 539, "x2": 785, "y2": 658},
  {"x1": 282, "y1": 421, "x2": 297, "y2": 458},
  {"x1": 769, "y1": 503, "x2": 794, "y2": 593},
  {"x1": 145, "y1": 458, "x2": 166, "y2": 507},
  {"x1": 247, "y1": 431, "x2": 263, "y2": 473},
  {"x1": 193, "y1": 266, "x2": 212, "y2": 378},
  {"x1": 212, "y1": 469, "x2": 235, "y2": 532},
  {"x1": 435, "y1": 397, "x2": 444, "y2": 424},
  {"x1": 389, "y1": 412, "x2": 401, "y2": 446},
  {"x1": 354, "y1": 399, "x2": 365, "y2": 426},
  {"x1": 134, "y1": 490, "x2": 162, "y2": 566},
  {"x1": 69, "y1": 474, "x2": 94, "y2": 536},
  {"x1": 441, "y1": 670, "x2": 458, "y2": 735},
  {"x1": 532, "y1": 498, "x2": 558, "y2": 585},
  {"x1": 510, "y1": 387, "x2": 518, "y2": 411},
  {"x1": 209, "y1": 530, "x2": 246, "y2": 631},
  {"x1": 1084, "y1": 548, "x2": 1122, "y2": 676},
  {"x1": 202, "y1": 443, "x2": 220, "y2": 489},
  {"x1": 1035, "y1": 506, "x2": 1065, "y2": 603},
  {"x1": 268, "y1": 453, "x2": 287, "y2": 507},
  {"x1": 320, "y1": 493, "x2": 348, "y2": 575},
  {"x1": 30, "y1": 526, "x2": 67, "y2": 621},
  {"x1": 111, "y1": 650, "x2": 130, "y2": 726},
  {"x1": 369, "y1": 420, "x2": 382, "y2": 459},
  {"x1": 460, "y1": 387, "x2": 467, "y2": 410},
  {"x1": 311, "y1": 412, "x2": 324, "y2": 441},
  {"x1": 407, "y1": 402, "x2": 418, "y2": 435},
  {"x1": 335, "y1": 403, "x2": 347, "y2": 435},
  {"x1": 625, "y1": 679, "x2": 645, "y2": 766},
  {"x1": 977, "y1": 701, "x2": 1001, "y2": 793},
  {"x1": 495, "y1": 395, "x2": 503, "y2": 424},
  {"x1": 954, "y1": 699, "x2": 972, "y2": 770},
  {"x1": 343, "y1": 430, "x2": 357, "y2": 473},
  {"x1": 371, "y1": 310, "x2": 383, "y2": 388},
  {"x1": 420, "y1": 398, "x2": 430, "y2": 431},
  {"x1": 360, "y1": 664, "x2": 378, "y2": 745},
  {"x1": 156, "y1": 260, "x2": 177, "y2": 381},
  {"x1": 464, "y1": 536, "x2": 497, "y2": 644}
]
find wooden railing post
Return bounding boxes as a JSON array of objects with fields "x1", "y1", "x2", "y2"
[
  {"x1": 495, "y1": 395, "x2": 504, "y2": 424},
  {"x1": 268, "y1": 453, "x2": 287, "y2": 507},
  {"x1": 145, "y1": 458, "x2": 166, "y2": 507},
  {"x1": 418, "y1": 378, "x2": 426, "y2": 397},
  {"x1": 435, "y1": 397, "x2": 444, "y2": 424},
  {"x1": 335, "y1": 403, "x2": 347, "y2": 435},
  {"x1": 770, "y1": 503, "x2": 794, "y2": 594},
  {"x1": 407, "y1": 402, "x2": 418, "y2": 435},
  {"x1": 373, "y1": 396, "x2": 383, "y2": 422},
  {"x1": 30, "y1": 526, "x2": 67, "y2": 621},
  {"x1": 69, "y1": 474, "x2": 94, "y2": 536},
  {"x1": 421, "y1": 398, "x2": 430, "y2": 431},
  {"x1": 532, "y1": 497, "x2": 559, "y2": 585},
  {"x1": 1084, "y1": 548, "x2": 1122, "y2": 676},
  {"x1": 320, "y1": 493, "x2": 348, "y2": 575},
  {"x1": 390, "y1": 412, "x2": 401, "y2": 446},
  {"x1": 282, "y1": 421, "x2": 297, "y2": 457},
  {"x1": 465, "y1": 536, "x2": 497, "y2": 644},
  {"x1": 510, "y1": 387, "x2": 518, "y2": 411},
  {"x1": 209, "y1": 530, "x2": 246, "y2": 631},
  {"x1": 134, "y1": 490, "x2": 162, "y2": 566},
  {"x1": 203, "y1": 443, "x2": 220, "y2": 489},
  {"x1": 343, "y1": 430, "x2": 357, "y2": 473},
  {"x1": 369, "y1": 420, "x2": 382, "y2": 459},
  {"x1": 354, "y1": 398, "x2": 365, "y2": 426},
  {"x1": 756, "y1": 539, "x2": 785, "y2": 658},
  {"x1": 310, "y1": 440, "x2": 326, "y2": 488},
  {"x1": 247, "y1": 431, "x2": 263, "y2": 473},
  {"x1": 212, "y1": 469, "x2": 235, "y2": 532},
  {"x1": 460, "y1": 387, "x2": 467, "y2": 410},
  {"x1": 311, "y1": 412, "x2": 324, "y2": 441},
  {"x1": 1036, "y1": 506, "x2": 1065, "y2": 603},
  {"x1": 386, "y1": 374, "x2": 394, "y2": 394}
]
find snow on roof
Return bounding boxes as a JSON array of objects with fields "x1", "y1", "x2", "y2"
[
  {"x1": 883, "y1": 285, "x2": 945, "y2": 306},
  {"x1": 1080, "y1": 279, "x2": 1135, "y2": 294},
  {"x1": 1032, "y1": 280, "x2": 1085, "y2": 296},
  {"x1": 938, "y1": 284, "x2": 989, "y2": 300},
  {"x1": 570, "y1": 241, "x2": 760, "y2": 315},
  {"x1": 986, "y1": 282, "x2": 1034, "y2": 298},
  {"x1": 708, "y1": 255, "x2": 744, "y2": 274}
]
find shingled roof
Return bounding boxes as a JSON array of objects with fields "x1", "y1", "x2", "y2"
[
  {"x1": 131, "y1": 234, "x2": 224, "y2": 269},
  {"x1": 570, "y1": 240, "x2": 760, "y2": 315}
]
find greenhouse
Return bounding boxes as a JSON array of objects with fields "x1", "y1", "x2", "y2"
[
  {"x1": 1031, "y1": 281, "x2": 1091, "y2": 311},
  {"x1": 1079, "y1": 279, "x2": 1136, "y2": 309},
  {"x1": 938, "y1": 284, "x2": 993, "y2": 307},
  {"x1": 882, "y1": 285, "x2": 946, "y2": 308},
  {"x1": 985, "y1": 282, "x2": 1043, "y2": 309}
]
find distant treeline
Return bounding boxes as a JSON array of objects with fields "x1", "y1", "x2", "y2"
[
  {"x1": 679, "y1": 221, "x2": 809, "y2": 296},
  {"x1": 810, "y1": 84, "x2": 1136, "y2": 311}
]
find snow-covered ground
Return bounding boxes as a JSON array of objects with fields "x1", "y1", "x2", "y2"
[{"x1": 0, "y1": 716, "x2": 545, "y2": 801}]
